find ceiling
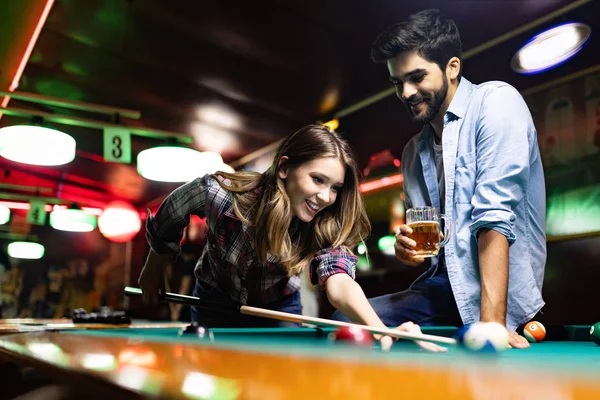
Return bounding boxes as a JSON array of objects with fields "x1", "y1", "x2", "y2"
[{"x1": 0, "y1": 0, "x2": 598, "y2": 211}]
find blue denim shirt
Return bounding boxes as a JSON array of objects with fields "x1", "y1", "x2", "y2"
[{"x1": 401, "y1": 77, "x2": 547, "y2": 331}]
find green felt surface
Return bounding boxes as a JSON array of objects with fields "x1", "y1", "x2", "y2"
[
  {"x1": 71, "y1": 324, "x2": 594, "y2": 341},
  {"x1": 70, "y1": 324, "x2": 600, "y2": 379}
]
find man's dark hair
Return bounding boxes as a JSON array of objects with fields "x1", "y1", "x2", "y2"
[{"x1": 371, "y1": 9, "x2": 463, "y2": 77}]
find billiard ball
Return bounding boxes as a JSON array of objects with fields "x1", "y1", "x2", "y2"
[
  {"x1": 456, "y1": 322, "x2": 508, "y2": 353},
  {"x1": 483, "y1": 321, "x2": 510, "y2": 350},
  {"x1": 178, "y1": 322, "x2": 214, "y2": 341},
  {"x1": 523, "y1": 321, "x2": 546, "y2": 343},
  {"x1": 590, "y1": 322, "x2": 600, "y2": 345},
  {"x1": 329, "y1": 326, "x2": 374, "y2": 347}
]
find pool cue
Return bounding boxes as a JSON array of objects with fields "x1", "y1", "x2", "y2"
[
  {"x1": 240, "y1": 306, "x2": 456, "y2": 345},
  {"x1": 124, "y1": 286, "x2": 456, "y2": 346},
  {"x1": 124, "y1": 287, "x2": 239, "y2": 310}
]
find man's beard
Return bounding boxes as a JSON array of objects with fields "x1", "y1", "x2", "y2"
[{"x1": 404, "y1": 75, "x2": 448, "y2": 124}]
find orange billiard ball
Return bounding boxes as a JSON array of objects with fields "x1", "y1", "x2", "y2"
[{"x1": 523, "y1": 321, "x2": 546, "y2": 343}]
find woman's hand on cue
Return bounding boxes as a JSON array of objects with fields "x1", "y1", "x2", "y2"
[
  {"x1": 378, "y1": 335, "x2": 394, "y2": 351},
  {"x1": 138, "y1": 249, "x2": 169, "y2": 305}
]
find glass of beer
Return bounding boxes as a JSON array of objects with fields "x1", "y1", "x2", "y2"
[{"x1": 405, "y1": 207, "x2": 451, "y2": 257}]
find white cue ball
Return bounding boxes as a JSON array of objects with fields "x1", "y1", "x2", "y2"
[
  {"x1": 482, "y1": 321, "x2": 510, "y2": 351},
  {"x1": 462, "y1": 321, "x2": 509, "y2": 353}
]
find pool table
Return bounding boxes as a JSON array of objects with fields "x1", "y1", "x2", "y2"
[{"x1": 0, "y1": 322, "x2": 599, "y2": 399}]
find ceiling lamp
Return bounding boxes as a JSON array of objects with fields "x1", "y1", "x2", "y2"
[
  {"x1": 219, "y1": 164, "x2": 235, "y2": 173},
  {"x1": 0, "y1": 125, "x2": 76, "y2": 166},
  {"x1": 377, "y1": 235, "x2": 396, "y2": 256},
  {"x1": 98, "y1": 201, "x2": 141, "y2": 243},
  {"x1": 137, "y1": 146, "x2": 224, "y2": 182},
  {"x1": 322, "y1": 119, "x2": 339, "y2": 131},
  {"x1": 8, "y1": 241, "x2": 45, "y2": 259},
  {"x1": 50, "y1": 207, "x2": 97, "y2": 232},
  {"x1": 511, "y1": 22, "x2": 591, "y2": 74},
  {"x1": 357, "y1": 243, "x2": 366, "y2": 255},
  {"x1": 0, "y1": 205, "x2": 10, "y2": 224}
]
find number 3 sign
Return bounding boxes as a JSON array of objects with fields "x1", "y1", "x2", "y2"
[{"x1": 103, "y1": 127, "x2": 131, "y2": 163}]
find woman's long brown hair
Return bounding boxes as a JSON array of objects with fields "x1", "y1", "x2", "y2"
[{"x1": 214, "y1": 124, "x2": 370, "y2": 276}]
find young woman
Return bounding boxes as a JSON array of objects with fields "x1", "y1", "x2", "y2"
[{"x1": 138, "y1": 124, "x2": 443, "y2": 352}]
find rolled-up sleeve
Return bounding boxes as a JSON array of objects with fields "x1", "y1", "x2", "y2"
[
  {"x1": 469, "y1": 86, "x2": 532, "y2": 245},
  {"x1": 146, "y1": 174, "x2": 211, "y2": 257},
  {"x1": 309, "y1": 246, "x2": 358, "y2": 288}
]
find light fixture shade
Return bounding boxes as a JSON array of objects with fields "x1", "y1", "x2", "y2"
[
  {"x1": 0, "y1": 205, "x2": 10, "y2": 224},
  {"x1": 357, "y1": 243, "x2": 366, "y2": 255},
  {"x1": 377, "y1": 235, "x2": 396, "y2": 256},
  {"x1": 8, "y1": 241, "x2": 45, "y2": 259},
  {"x1": 50, "y1": 208, "x2": 97, "y2": 232},
  {"x1": 0, "y1": 125, "x2": 76, "y2": 166},
  {"x1": 98, "y1": 201, "x2": 141, "y2": 242},
  {"x1": 137, "y1": 146, "x2": 224, "y2": 182},
  {"x1": 218, "y1": 164, "x2": 235, "y2": 173},
  {"x1": 511, "y1": 22, "x2": 591, "y2": 74},
  {"x1": 322, "y1": 119, "x2": 339, "y2": 131}
]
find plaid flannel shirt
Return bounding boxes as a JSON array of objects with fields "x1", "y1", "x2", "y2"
[{"x1": 145, "y1": 174, "x2": 357, "y2": 306}]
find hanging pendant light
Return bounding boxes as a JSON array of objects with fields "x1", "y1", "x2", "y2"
[
  {"x1": 50, "y1": 207, "x2": 97, "y2": 232},
  {"x1": 0, "y1": 125, "x2": 76, "y2": 166},
  {"x1": 8, "y1": 241, "x2": 45, "y2": 259},
  {"x1": 511, "y1": 22, "x2": 591, "y2": 74},
  {"x1": 219, "y1": 164, "x2": 235, "y2": 173},
  {"x1": 137, "y1": 145, "x2": 224, "y2": 182},
  {"x1": 0, "y1": 205, "x2": 10, "y2": 224},
  {"x1": 377, "y1": 235, "x2": 396, "y2": 256}
]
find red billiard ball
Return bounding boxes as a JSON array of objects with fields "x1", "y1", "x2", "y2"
[{"x1": 330, "y1": 326, "x2": 374, "y2": 346}]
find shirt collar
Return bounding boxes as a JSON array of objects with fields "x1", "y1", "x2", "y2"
[{"x1": 446, "y1": 77, "x2": 473, "y2": 120}]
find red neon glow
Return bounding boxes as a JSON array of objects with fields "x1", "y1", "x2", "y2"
[
  {"x1": 98, "y1": 201, "x2": 141, "y2": 242},
  {"x1": 0, "y1": 201, "x2": 30, "y2": 210},
  {"x1": 0, "y1": 0, "x2": 55, "y2": 111},
  {"x1": 359, "y1": 174, "x2": 403, "y2": 193},
  {"x1": 0, "y1": 201, "x2": 102, "y2": 216}
]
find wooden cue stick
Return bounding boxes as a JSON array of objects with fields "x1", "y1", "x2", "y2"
[
  {"x1": 123, "y1": 287, "x2": 456, "y2": 345},
  {"x1": 239, "y1": 306, "x2": 456, "y2": 345}
]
